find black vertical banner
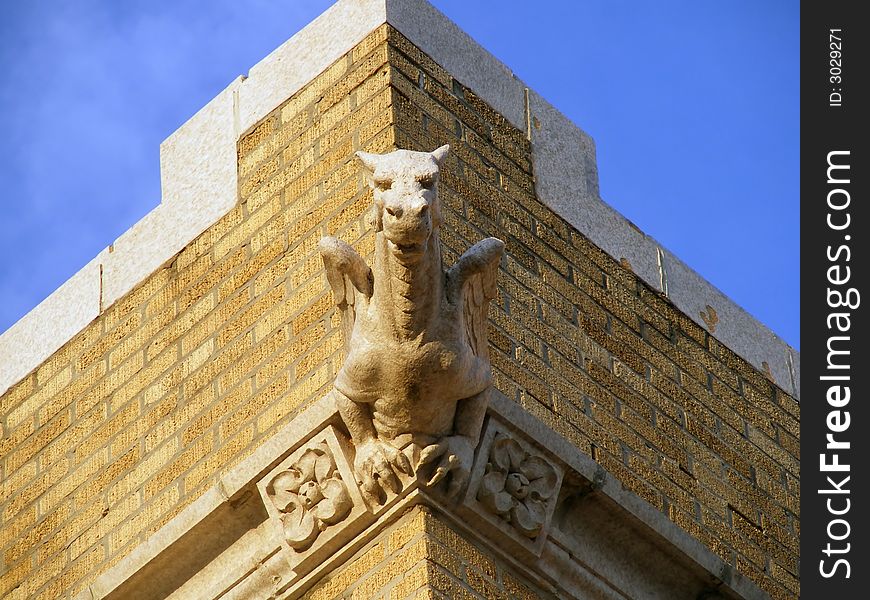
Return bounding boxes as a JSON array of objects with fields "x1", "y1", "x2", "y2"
[{"x1": 802, "y1": 1, "x2": 869, "y2": 598}]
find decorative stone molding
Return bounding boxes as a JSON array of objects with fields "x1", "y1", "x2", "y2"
[
  {"x1": 76, "y1": 391, "x2": 768, "y2": 600},
  {"x1": 462, "y1": 416, "x2": 565, "y2": 558},
  {"x1": 262, "y1": 443, "x2": 351, "y2": 550},
  {"x1": 476, "y1": 431, "x2": 561, "y2": 538},
  {"x1": 255, "y1": 425, "x2": 369, "y2": 576}
]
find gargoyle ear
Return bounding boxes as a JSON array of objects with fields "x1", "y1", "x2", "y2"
[
  {"x1": 431, "y1": 144, "x2": 449, "y2": 167},
  {"x1": 355, "y1": 150, "x2": 378, "y2": 173}
]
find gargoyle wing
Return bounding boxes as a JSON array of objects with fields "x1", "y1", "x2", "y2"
[
  {"x1": 318, "y1": 237, "x2": 373, "y2": 352},
  {"x1": 446, "y1": 237, "x2": 505, "y2": 358}
]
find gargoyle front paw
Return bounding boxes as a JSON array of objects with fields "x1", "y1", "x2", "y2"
[
  {"x1": 354, "y1": 438, "x2": 412, "y2": 505},
  {"x1": 418, "y1": 435, "x2": 475, "y2": 500}
]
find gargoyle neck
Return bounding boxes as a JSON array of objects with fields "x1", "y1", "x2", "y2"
[{"x1": 373, "y1": 231, "x2": 443, "y2": 341}]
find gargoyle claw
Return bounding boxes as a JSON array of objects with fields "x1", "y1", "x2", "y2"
[
  {"x1": 418, "y1": 435, "x2": 474, "y2": 500},
  {"x1": 354, "y1": 438, "x2": 409, "y2": 505}
]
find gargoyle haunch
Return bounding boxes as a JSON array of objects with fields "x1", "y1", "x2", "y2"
[{"x1": 319, "y1": 145, "x2": 504, "y2": 505}]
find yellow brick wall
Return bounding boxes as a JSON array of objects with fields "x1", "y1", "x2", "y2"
[
  {"x1": 0, "y1": 26, "x2": 395, "y2": 599},
  {"x1": 304, "y1": 506, "x2": 542, "y2": 600},
  {"x1": 0, "y1": 24, "x2": 799, "y2": 599},
  {"x1": 380, "y1": 28, "x2": 799, "y2": 600}
]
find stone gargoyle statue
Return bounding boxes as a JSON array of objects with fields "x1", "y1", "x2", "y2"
[{"x1": 319, "y1": 145, "x2": 504, "y2": 505}]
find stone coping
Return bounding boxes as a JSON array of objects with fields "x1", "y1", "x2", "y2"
[{"x1": 0, "y1": 0, "x2": 799, "y2": 399}]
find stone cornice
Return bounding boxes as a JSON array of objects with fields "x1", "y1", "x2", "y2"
[{"x1": 72, "y1": 391, "x2": 768, "y2": 600}]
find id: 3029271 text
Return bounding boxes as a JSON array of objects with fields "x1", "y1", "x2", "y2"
[{"x1": 829, "y1": 29, "x2": 843, "y2": 107}]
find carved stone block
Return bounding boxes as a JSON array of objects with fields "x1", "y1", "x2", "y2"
[
  {"x1": 319, "y1": 146, "x2": 504, "y2": 508},
  {"x1": 255, "y1": 425, "x2": 371, "y2": 575},
  {"x1": 462, "y1": 416, "x2": 565, "y2": 558}
]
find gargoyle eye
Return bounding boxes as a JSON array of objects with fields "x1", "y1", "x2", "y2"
[
  {"x1": 418, "y1": 174, "x2": 435, "y2": 188},
  {"x1": 374, "y1": 178, "x2": 392, "y2": 191}
]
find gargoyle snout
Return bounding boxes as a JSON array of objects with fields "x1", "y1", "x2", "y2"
[
  {"x1": 383, "y1": 196, "x2": 432, "y2": 240},
  {"x1": 384, "y1": 197, "x2": 429, "y2": 220},
  {"x1": 382, "y1": 196, "x2": 433, "y2": 254}
]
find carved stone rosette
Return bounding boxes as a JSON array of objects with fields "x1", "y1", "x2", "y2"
[
  {"x1": 463, "y1": 417, "x2": 565, "y2": 557},
  {"x1": 263, "y1": 441, "x2": 353, "y2": 551},
  {"x1": 255, "y1": 425, "x2": 369, "y2": 574},
  {"x1": 477, "y1": 432, "x2": 560, "y2": 538}
]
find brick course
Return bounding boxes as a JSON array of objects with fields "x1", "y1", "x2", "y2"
[{"x1": 304, "y1": 506, "x2": 541, "y2": 600}]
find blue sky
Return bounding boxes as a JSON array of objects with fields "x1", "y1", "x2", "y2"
[{"x1": 0, "y1": 0, "x2": 799, "y2": 349}]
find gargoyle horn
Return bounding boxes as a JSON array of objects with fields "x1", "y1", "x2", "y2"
[
  {"x1": 431, "y1": 144, "x2": 449, "y2": 167},
  {"x1": 355, "y1": 150, "x2": 379, "y2": 173}
]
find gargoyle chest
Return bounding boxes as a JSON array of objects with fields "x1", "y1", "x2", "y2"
[{"x1": 334, "y1": 333, "x2": 481, "y2": 404}]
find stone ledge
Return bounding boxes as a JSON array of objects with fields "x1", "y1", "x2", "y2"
[
  {"x1": 661, "y1": 248, "x2": 795, "y2": 392},
  {"x1": 490, "y1": 396, "x2": 767, "y2": 600},
  {"x1": 0, "y1": 0, "x2": 799, "y2": 400},
  {"x1": 72, "y1": 391, "x2": 768, "y2": 600},
  {"x1": 386, "y1": 0, "x2": 527, "y2": 131},
  {"x1": 0, "y1": 249, "x2": 106, "y2": 398},
  {"x1": 236, "y1": 0, "x2": 388, "y2": 135}
]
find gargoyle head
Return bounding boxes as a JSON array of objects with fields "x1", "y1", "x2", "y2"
[{"x1": 356, "y1": 145, "x2": 449, "y2": 263}]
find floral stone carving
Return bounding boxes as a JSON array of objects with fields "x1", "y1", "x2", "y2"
[
  {"x1": 477, "y1": 432, "x2": 560, "y2": 538},
  {"x1": 461, "y1": 417, "x2": 565, "y2": 557},
  {"x1": 319, "y1": 145, "x2": 504, "y2": 505},
  {"x1": 256, "y1": 425, "x2": 368, "y2": 574},
  {"x1": 263, "y1": 441, "x2": 353, "y2": 550}
]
